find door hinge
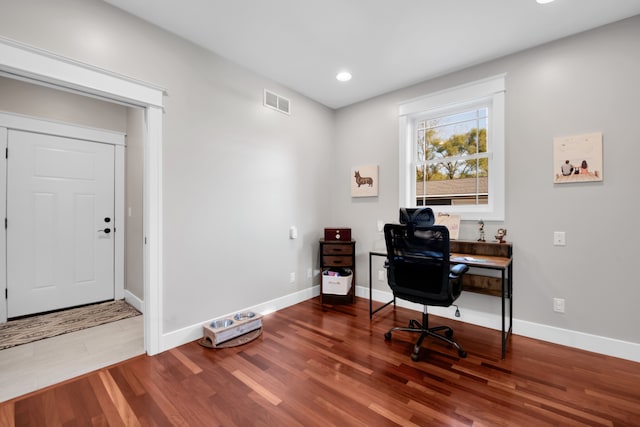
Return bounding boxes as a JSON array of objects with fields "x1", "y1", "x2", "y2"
[
  {"x1": 5, "y1": 147, "x2": 7, "y2": 159},
  {"x1": 4, "y1": 218, "x2": 6, "y2": 229},
  {"x1": 4, "y1": 288, "x2": 7, "y2": 299}
]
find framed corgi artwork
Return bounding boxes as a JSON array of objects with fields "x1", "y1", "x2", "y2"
[{"x1": 351, "y1": 165, "x2": 379, "y2": 197}]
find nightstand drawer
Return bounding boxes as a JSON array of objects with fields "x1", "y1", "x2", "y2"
[
  {"x1": 322, "y1": 256, "x2": 351, "y2": 266},
  {"x1": 322, "y1": 244, "x2": 354, "y2": 255}
]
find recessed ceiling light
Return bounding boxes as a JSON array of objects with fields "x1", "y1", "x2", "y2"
[
  {"x1": 336, "y1": 71, "x2": 352, "y2": 82},
  {"x1": 536, "y1": 0, "x2": 555, "y2": 4}
]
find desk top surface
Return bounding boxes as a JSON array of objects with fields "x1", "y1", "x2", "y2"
[
  {"x1": 450, "y1": 253, "x2": 512, "y2": 269},
  {"x1": 370, "y1": 250, "x2": 512, "y2": 270}
]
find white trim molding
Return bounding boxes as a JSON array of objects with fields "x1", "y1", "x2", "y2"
[
  {"x1": 0, "y1": 36, "x2": 164, "y2": 108},
  {"x1": 124, "y1": 289, "x2": 144, "y2": 314}
]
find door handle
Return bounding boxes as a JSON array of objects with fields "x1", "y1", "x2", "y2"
[{"x1": 98, "y1": 228, "x2": 111, "y2": 234}]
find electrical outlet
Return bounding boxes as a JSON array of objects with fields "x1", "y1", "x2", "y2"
[
  {"x1": 378, "y1": 270, "x2": 386, "y2": 281},
  {"x1": 289, "y1": 272, "x2": 295, "y2": 284},
  {"x1": 553, "y1": 231, "x2": 566, "y2": 246},
  {"x1": 553, "y1": 298, "x2": 565, "y2": 313},
  {"x1": 306, "y1": 268, "x2": 312, "y2": 279}
]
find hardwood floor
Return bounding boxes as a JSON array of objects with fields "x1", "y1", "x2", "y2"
[{"x1": 2, "y1": 297, "x2": 639, "y2": 426}]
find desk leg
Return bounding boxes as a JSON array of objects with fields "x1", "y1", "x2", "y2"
[
  {"x1": 369, "y1": 252, "x2": 395, "y2": 319},
  {"x1": 501, "y1": 268, "x2": 506, "y2": 359},
  {"x1": 501, "y1": 263, "x2": 514, "y2": 359},
  {"x1": 507, "y1": 261, "x2": 513, "y2": 356},
  {"x1": 369, "y1": 252, "x2": 373, "y2": 319}
]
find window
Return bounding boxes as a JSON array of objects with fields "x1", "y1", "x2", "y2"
[{"x1": 398, "y1": 75, "x2": 505, "y2": 220}]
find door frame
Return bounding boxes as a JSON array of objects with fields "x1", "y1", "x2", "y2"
[
  {"x1": 1, "y1": 112, "x2": 125, "y2": 317},
  {"x1": 0, "y1": 36, "x2": 165, "y2": 355}
]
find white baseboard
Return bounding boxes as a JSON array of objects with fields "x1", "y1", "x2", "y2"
[
  {"x1": 123, "y1": 289, "x2": 144, "y2": 314},
  {"x1": 513, "y1": 319, "x2": 640, "y2": 363},
  {"x1": 160, "y1": 285, "x2": 321, "y2": 352},
  {"x1": 155, "y1": 284, "x2": 639, "y2": 363},
  {"x1": 357, "y1": 285, "x2": 640, "y2": 363}
]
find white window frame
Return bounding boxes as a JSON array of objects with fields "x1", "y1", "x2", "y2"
[{"x1": 398, "y1": 74, "x2": 506, "y2": 221}]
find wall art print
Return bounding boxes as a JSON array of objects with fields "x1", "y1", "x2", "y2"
[
  {"x1": 553, "y1": 132, "x2": 603, "y2": 184},
  {"x1": 351, "y1": 165, "x2": 378, "y2": 197}
]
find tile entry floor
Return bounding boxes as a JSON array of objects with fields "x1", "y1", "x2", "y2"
[{"x1": 0, "y1": 315, "x2": 144, "y2": 402}]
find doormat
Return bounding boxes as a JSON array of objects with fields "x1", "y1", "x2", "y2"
[{"x1": 0, "y1": 300, "x2": 141, "y2": 350}]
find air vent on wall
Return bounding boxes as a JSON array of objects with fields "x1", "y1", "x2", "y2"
[{"x1": 264, "y1": 89, "x2": 291, "y2": 115}]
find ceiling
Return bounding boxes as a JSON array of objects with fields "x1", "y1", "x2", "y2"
[{"x1": 103, "y1": 0, "x2": 640, "y2": 109}]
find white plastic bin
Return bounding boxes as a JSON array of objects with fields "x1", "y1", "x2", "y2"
[{"x1": 322, "y1": 269, "x2": 353, "y2": 295}]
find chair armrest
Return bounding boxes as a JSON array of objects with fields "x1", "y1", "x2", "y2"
[{"x1": 449, "y1": 263, "x2": 469, "y2": 279}]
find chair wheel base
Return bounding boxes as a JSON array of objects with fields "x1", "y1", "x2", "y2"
[
  {"x1": 384, "y1": 332, "x2": 391, "y2": 341},
  {"x1": 445, "y1": 329, "x2": 454, "y2": 338},
  {"x1": 411, "y1": 352, "x2": 420, "y2": 362},
  {"x1": 458, "y1": 350, "x2": 467, "y2": 358}
]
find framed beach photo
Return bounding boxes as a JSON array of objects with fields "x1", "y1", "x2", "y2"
[
  {"x1": 553, "y1": 132, "x2": 603, "y2": 184},
  {"x1": 351, "y1": 165, "x2": 379, "y2": 197}
]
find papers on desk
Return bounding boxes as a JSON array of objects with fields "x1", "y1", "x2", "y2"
[{"x1": 452, "y1": 256, "x2": 487, "y2": 263}]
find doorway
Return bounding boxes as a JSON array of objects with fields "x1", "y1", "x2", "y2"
[{"x1": 0, "y1": 38, "x2": 164, "y2": 355}]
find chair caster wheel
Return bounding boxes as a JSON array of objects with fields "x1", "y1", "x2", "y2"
[
  {"x1": 411, "y1": 352, "x2": 420, "y2": 362},
  {"x1": 445, "y1": 329, "x2": 454, "y2": 338},
  {"x1": 384, "y1": 332, "x2": 391, "y2": 341},
  {"x1": 458, "y1": 350, "x2": 467, "y2": 358}
]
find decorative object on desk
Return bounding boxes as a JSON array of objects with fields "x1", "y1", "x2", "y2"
[
  {"x1": 553, "y1": 132, "x2": 603, "y2": 183},
  {"x1": 351, "y1": 164, "x2": 378, "y2": 197},
  {"x1": 435, "y1": 212, "x2": 460, "y2": 239},
  {"x1": 495, "y1": 228, "x2": 507, "y2": 243},
  {"x1": 477, "y1": 219, "x2": 486, "y2": 242},
  {"x1": 324, "y1": 227, "x2": 351, "y2": 241}
]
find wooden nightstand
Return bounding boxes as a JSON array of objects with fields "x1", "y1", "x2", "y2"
[{"x1": 319, "y1": 240, "x2": 355, "y2": 305}]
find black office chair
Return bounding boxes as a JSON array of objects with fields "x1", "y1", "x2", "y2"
[{"x1": 383, "y1": 222, "x2": 469, "y2": 361}]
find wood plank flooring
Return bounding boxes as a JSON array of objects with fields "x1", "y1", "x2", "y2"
[{"x1": 2, "y1": 297, "x2": 639, "y2": 426}]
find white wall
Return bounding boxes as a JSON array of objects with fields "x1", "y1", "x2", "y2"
[
  {"x1": 0, "y1": 0, "x2": 335, "y2": 333},
  {"x1": 2, "y1": 0, "x2": 638, "y2": 354},
  {"x1": 0, "y1": 77, "x2": 127, "y2": 131},
  {"x1": 334, "y1": 16, "x2": 640, "y2": 345}
]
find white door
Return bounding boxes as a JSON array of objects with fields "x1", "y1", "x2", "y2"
[{"x1": 7, "y1": 129, "x2": 115, "y2": 318}]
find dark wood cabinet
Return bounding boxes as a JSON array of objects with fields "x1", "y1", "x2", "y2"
[{"x1": 319, "y1": 240, "x2": 355, "y2": 305}]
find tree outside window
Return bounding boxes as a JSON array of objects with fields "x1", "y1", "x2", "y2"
[{"x1": 415, "y1": 107, "x2": 489, "y2": 206}]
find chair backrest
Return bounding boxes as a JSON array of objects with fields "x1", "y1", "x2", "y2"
[
  {"x1": 399, "y1": 207, "x2": 435, "y2": 227},
  {"x1": 384, "y1": 223, "x2": 459, "y2": 306}
]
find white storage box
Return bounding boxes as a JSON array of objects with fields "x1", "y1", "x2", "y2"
[{"x1": 322, "y1": 269, "x2": 353, "y2": 295}]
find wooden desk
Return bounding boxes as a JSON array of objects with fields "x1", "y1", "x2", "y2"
[{"x1": 369, "y1": 240, "x2": 513, "y2": 359}]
